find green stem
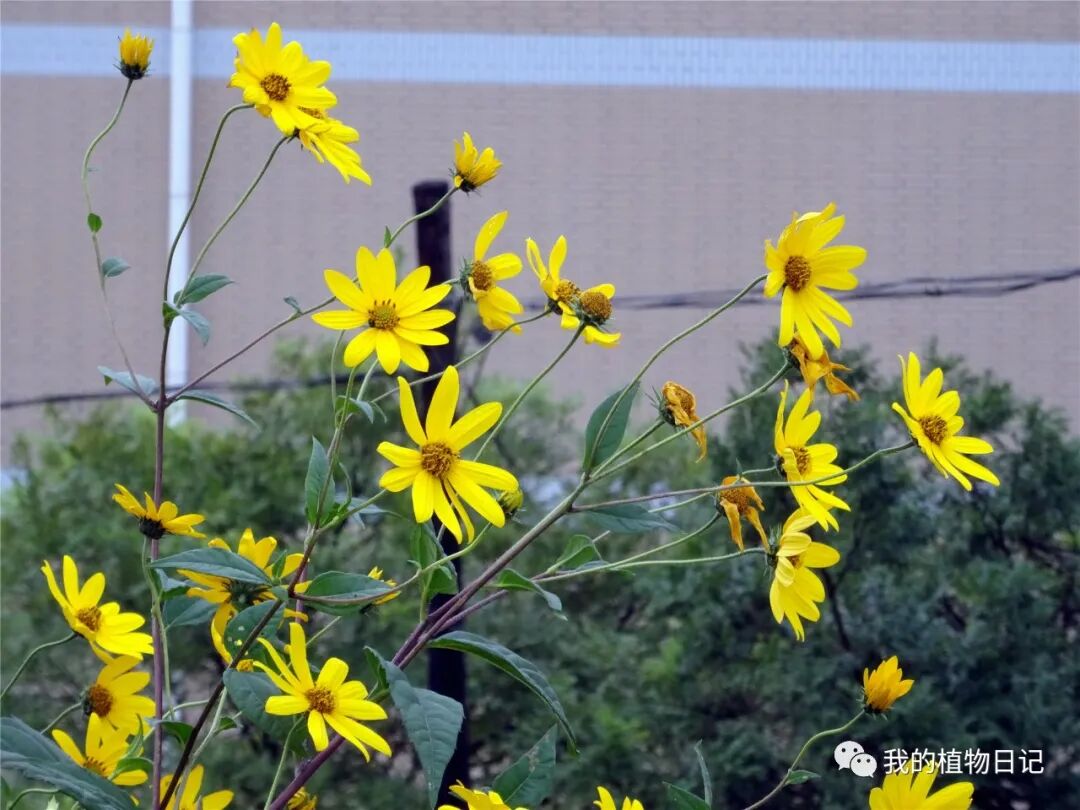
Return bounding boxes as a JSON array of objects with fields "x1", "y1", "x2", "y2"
[
  {"x1": 581, "y1": 273, "x2": 767, "y2": 473},
  {"x1": 1, "y1": 632, "x2": 76, "y2": 700},
  {"x1": 742, "y1": 711, "x2": 865, "y2": 810},
  {"x1": 42, "y1": 701, "x2": 83, "y2": 734},
  {"x1": 165, "y1": 698, "x2": 209, "y2": 719},
  {"x1": 592, "y1": 419, "x2": 663, "y2": 474},
  {"x1": 8, "y1": 788, "x2": 57, "y2": 809},
  {"x1": 142, "y1": 538, "x2": 174, "y2": 713},
  {"x1": 473, "y1": 325, "x2": 584, "y2": 460},
  {"x1": 263, "y1": 726, "x2": 297, "y2": 810},
  {"x1": 387, "y1": 187, "x2": 456, "y2": 246}
]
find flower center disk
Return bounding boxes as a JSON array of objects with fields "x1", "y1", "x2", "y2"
[
  {"x1": 554, "y1": 279, "x2": 580, "y2": 304},
  {"x1": 919, "y1": 415, "x2": 949, "y2": 445},
  {"x1": 579, "y1": 290, "x2": 613, "y2": 324},
  {"x1": 784, "y1": 256, "x2": 812, "y2": 292},
  {"x1": 83, "y1": 757, "x2": 109, "y2": 778},
  {"x1": 421, "y1": 442, "x2": 458, "y2": 478},
  {"x1": 721, "y1": 484, "x2": 755, "y2": 512},
  {"x1": 306, "y1": 686, "x2": 336, "y2": 714},
  {"x1": 368, "y1": 301, "x2": 399, "y2": 330},
  {"x1": 260, "y1": 73, "x2": 291, "y2": 102},
  {"x1": 85, "y1": 684, "x2": 113, "y2": 717},
  {"x1": 77, "y1": 606, "x2": 103, "y2": 632},
  {"x1": 470, "y1": 261, "x2": 495, "y2": 291}
]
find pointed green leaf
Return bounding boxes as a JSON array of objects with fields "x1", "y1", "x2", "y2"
[
  {"x1": 383, "y1": 226, "x2": 393, "y2": 247},
  {"x1": 492, "y1": 569, "x2": 564, "y2": 616},
  {"x1": 586, "y1": 503, "x2": 675, "y2": 534},
  {"x1": 784, "y1": 770, "x2": 820, "y2": 785},
  {"x1": 101, "y1": 257, "x2": 130, "y2": 278},
  {"x1": 155, "y1": 721, "x2": 193, "y2": 746},
  {"x1": 177, "y1": 308, "x2": 211, "y2": 345},
  {"x1": 284, "y1": 296, "x2": 302, "y2": 315},
  {"x1": 583, "y1": 382, "x2": 639, "y2": 472},
  {"x1": 303, "y1": 571, "x2": 394, "y2": 615},
  {"x1": 98, "y1": 366, "x2": 158, "y2": 398},
  {"x1": 666, "y1": 783, "x2": 711, "y2": 810},
  {"x1": 87, "y1": 212, "x2": 102, "y2": 233},
  {"x1": 409, "y1": 526, "x2": 457, "y2": 604},
  {"x1": 305, "y1": 437, "x2": 331, "y2": 524},
  {"x1": 176, "y1": 274, "x2": 233, "y2": 305},
  {"x1": 552, "y1": 534, "x2": 602, "y2": 571},
  {"x1": 694, "y1": 741, "x2": 713, "y2": 806},
  {"x1": 151, "y1": 548, "x2": 272, "y2": 585},
  {"x1": 222, "y1": 670, "x2": 302, "y2": 746},
  {"x1": 491, "y1": 726, "x2": 557, "y2": 807},
  {"x1": 174, "y1": 389, "x2": 258, "y2": 428},
  {"x1": 163, "y1": 596, "x2": 216, "y2": 629}
]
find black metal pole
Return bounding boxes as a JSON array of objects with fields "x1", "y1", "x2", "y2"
[{"x1": 413, "y1": 180, "x2": 470, "y2": 801}]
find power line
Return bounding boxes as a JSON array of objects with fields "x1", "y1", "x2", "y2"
[{"x1": 2, "y1": 267, "x2": 1077, "y2": 411}]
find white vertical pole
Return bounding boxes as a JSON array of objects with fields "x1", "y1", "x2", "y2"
[{"x1": 166, "y1": 0, "x2": 193, "y2": 423}]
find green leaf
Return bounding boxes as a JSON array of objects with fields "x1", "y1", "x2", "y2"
[
  {"x1": 174, "y1": 389, "x2": 258, "y2": 428},
  {"x1": 163, "y1": 596, "x2": 216, "y2": 629},
  {"x1": 582, "y1": 382, "x2": 639, "y2": 472},
  {"x1": 551, "y1": 534, "x2": 602, "y2": 571},
  {"x1": 409, "y1": 526, "x2": 457, "y2": 604},
  {"x1": 383, "y1": 226, "x2": 393, "y2": 247},
  {"x1": 665, "y1": 783, "x2": 711, "y2": 810},
  {"x1": 151, "y1": 548, "x2": 272, "y2": 585},
  {"x1": 162, "y1": 301, "x2": 179, "y2": 325},
  {"x1": 215, "y1": 716, "x2": 238, "y2": 733},
  {"x1": 87, "y1": 212, "x2": 102, "y2": 233},
  {"x1": 100, "y1": 257, "x2": 130, "y2": 278},
  {"x1": 176, "y1": 274, "x2": 233, "y2": 305},
  {"x1": 222, "y1": 670, "x2": 301, "y2": 745},
  {"x1": 492, "y1": 569, "x2": 564, "y2": 616},
  {"x1": 336, "y1": 395, "x2": 385, "y2": 424},
  {"x1": 223, "y1": 602, "x2": 282, "y2": 664},
  {"x1": 177, "y1": 308, "x2": 211, "y2": 345},
  {"x1": 305, "y1": 437, "x2": 330, "y2": 524},
  {"x1": 155, "y1": 721, "x2": 193, "y2": 746},
  {"x1": 491, "y1": 726, "x2": 557, "y2": 807},
  {"x1": 367, "y1": 649, "x2": 463, "y2": 808},
  {"x1": 694, "y1": 741, "x2": 713, "y2": 806},
  {"x1": 428, "y1": 631, "x2": 577, "y2": 752},
  {"x1": 784, "y1": 770, "x2": 820, "y2": 785},
  {"x1": 113, "y1": 756, "x2": 151, "y2": 778},
  {"x1": 98, "y1": 366, "x2": 158, "y2": 398},
  {"x1": 284, "y1": 296, "x2": 302, "y2": 315},
  {"x1": 0, "y1": 717, "x2": 137, "y2": 809},
  {"x1": 586, "y1": 503, "x2": 675, "y2": 534},
  {"x1": 303, "y1": 571, "x2": 393, "y2": 615}
]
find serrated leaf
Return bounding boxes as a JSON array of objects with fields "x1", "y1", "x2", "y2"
[
  {"x1": 98, "y1": 366, "x2": 158, "y2": 398},
  {"x1": 101, "y1": 257, "x2": 130, "y2": 278},
  {"x1": 87, "y1": 212, "x2": 102, "y2": 233},
  {"x1": 367, "y1": 650, "x2": 463, "y2": 808},
  {"x1": 583, "y1": 382, "x2": 639, "y2": 472},
  {"x1": 163, "y1": 596, "x2": 217, "y2": 629},
  {"x1": 177, "y1": 308, "x2": 211, "y2": 345},
  {"x1": 302, "y1": 571, "x2": 393, "y2": 615},
  {"x1": 174, "y1": 389, "x2": 257, "y2": 428},
  {"x1": 492, "y1": 569, "x2": 564, "y2": 616},
  {"x1": 694, "y1": 741, "x2": 713, "y2": 806},
  {"x1": 784, "y1": 770, "x2": 819, "y2": 785},
  {"x1": 429, "y1": 631, "x2": 577, "y2": 752},
  {"x1": 586, "y1": 503, "x2": 675, "y2": 534},
  {"x1": 665, "y1": 783, "x2": 711, "y2": 810},
  {"x1": 284, "y1": 296, "x2": 302, "y2": 315},
  {"x1": 305, "y1": 437, "x2": 331, "y2": 524},
  {"x1": 176, "y1": 274, "x2": 233, "y2": 305},
  {"x1": 152, "y1": 548, "x2": 272, "y2": 585},
  {"x1": 491, "y1": 726, "x2": 557, "y2": 807},
  {"x1": 552, "y1": 534, "x2": 602, "y2": 571},
  {"x1": 222, "y1": 671, "x2": 301, "y2": 746}
]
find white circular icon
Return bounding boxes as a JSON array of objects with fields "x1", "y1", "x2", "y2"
[
  {"x1": 850, "y1": 752, "x2": 879, "y2": 778},
  {"x1": 834, "y1": 740, "x2": 864, "y2": 769}
]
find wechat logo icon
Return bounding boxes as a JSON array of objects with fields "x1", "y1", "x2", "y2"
[{"x1": 835, "y1": 741, "x2": 878, "y2": 778}]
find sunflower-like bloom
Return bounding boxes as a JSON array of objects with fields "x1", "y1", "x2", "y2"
[
  {"x1": 288, "y1": 788, "x2": 319, "y2": 810},
  {"x1": 892, "y1": 353, "x2": 999, "y2": 491},
  {"x1": 764, "y1": 203, "x2": 866, "y2": 359},
  {"x1": 377, "y1": 366, "x2": 519, "y2": 543},
  {"x1": 768, "y1": 509, "x2": 841, "y2": 641},
  {"x1": 297, "y1": 107, "x2": 371, "y2": 185},
  {"x1": 526, "y1": 236, "x2": 620, "y2": 348},
  {"x1": 453, "y1": 132, "x2": 501, "y2": 192},
  {"x1": 367, "y1": 566, "x2": 400, "y2": 605},
  {"x1": 774, "y1": 383, "x2": 849, "y2": 530},
  {"x1": 716, "y1": 476, "x2": 767, "y2": 551},
  {"x1": 466, "y1": 211, "x2": 524, "y2": 332},
  {"x1": 257, "y1": 623, "x2": 391, "y2": 759},
  {"x1": 52, "y1": 713, "x2": 146, "y2": 787},
  {"x1": 863, "y1": 655, "x2": 915, "y2": 714},
  {"x1": 868, "y1": 763, "x2": 973, "y2": 810},
  {"x1": 42, "y1": 556, "x2": 153, "y2": 659},
  {"x1": 497, "y1": 488, "x2": 524, "y2": 520},
  {"x1": 595, "y1": 786, "x2": 645, "y2": 810},
  {"x1": 788, "y1": 336, "x2": 859, "y2": 401},
  {"x1": 118, "y1": 28, "x2": 153, "y2": 80},
  {"x1": 312, "y1": 247, "x2": 455, "y2": 374},
  {"x1": 85, "y1": 656, "x2": 155, "y2": 735},
  {"x1": 160, "y1": 765, "x2": 233, "y2": 810},
  {"x1": 229, "y1": 22, "x2": 336, "y2": 135},
  {"x1": 112, "y1": 483, "x2": 206, "y2": 540},
  {"x1": 438, "y1": 782, "x2": 527, "y2": 810},
  {"x1": 660, "y1": 381, "x2": 707, "y2": 461}
]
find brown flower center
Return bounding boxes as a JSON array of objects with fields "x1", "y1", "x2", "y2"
[
  {"x1": 260, "y1": 73, "x2": 291, "y2": 102},
  {"x1": 306, "y1": 686, "x2": 336, "y2": 714},
  {"x1": 579, "y1": 290, "x2": 613, "y2": 324},
  {"x1": 76, "y1": 606, "x2": 103, "y2": 632},
  {"x1": 784, "y1": 256, "x2": 812, "y2": 292},
  {"x1": 793, "y1": 446, "x2": 812, "y2": 475},
  {"x1": 470, "y1": 261, "x2": 495, "y2": 291},
  {"x1": 721, "y1": 484, "x2": 756, "y2": 514},
  {"x1": 554, "y1": 279, "x2": 580, "y2": 303},
  {"x1": 919, "y1": 415, "x2": 949, "y2": 445},
  {"x1": 138, "y1": 516, "x2": 166, "y2": 540},
  {"x1": 420, "y1": 442, "x2": 458, "y2": 478},
  {"x1": 367, "y1": 301, "x2": 398, "y2": 330},
  {"x1": 85, "y1": 684, "x2": 114, "y2": 717},
  {"x1": 83, "y1": 757, "x2": 110, "y2": 777}
]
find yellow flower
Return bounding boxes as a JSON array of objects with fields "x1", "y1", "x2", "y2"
[
  {"x1": 863, "y1": 655, "x2": 915, "y2": 714},
  {"x1": 377, "y1": 366, "x2": 519, "y2": 543},
  {"x1": 466, "y1": 211, "x2": 524, "y2": 332},
  {"x1": 42, "y1": 556, "x2": 153, "y2": 659},
  {"x1": 367, "y1": 566, "x2": 400, "y2": 605},
  {"x1": 892, "y1": 353, "x2": 999, "y2": 491},
  {"x1": 438, "y1": 782, "x2": 527, "y2": 810},
  {"x1": 774, "y1": 383, "x2": 849, "y2": 530},
  {"x1": 257, "y1": 623, "x2": 391, "y2": 759},
  {"x1": 788, "y1": 336, "x2": 859, "y2": 401},
  {"x1": 526, "y1": 236, "x2": 620, "y2": 348},
  {"x1": 595, "y1": 786, "x2": 645, "y2": 810},
  {"x1": 497, "y1": 488, "x2": 524, "y2": 520},
  {"x1": 768, "y1": 509, "x2": 841, "y2": 641},
  {"x1": 288, "y1": 788, "x2": 319, "y2": 810},
  {"x1": 113, "y1": 483, "x2": 206, "y2": 539},
  {"x1": 764, "y1": 203, "x2": 866, "y2": 359},
  {"x1": 716, "y1": 476, "x2": 767, "y2": 551},
  {"x1": 118, "y1": 28, "x2": 153, "y2": 80},
  {"x1": 85, "y1": 655, "x2": 155, "y2": 736},
  {"x1": 660, "y1": 381, "x2": 707, "y2": 461},
  {"x1": 297, "y1": 107, "x2": 371, "y2": 185},
  {"x1": 160, "y1": 764, "x2": 233, "y2": 810},
  {"x1": 229, "y1": 22, "x2": 336, "y2": 136},
  {"x1": 868, "y1": 762, "x2": 973, "y2": 810},
  {"x1": 312, "y1": 247, "x2": 455, "y2": 374},
  {"x1": 52, "y1": 713, "x2": 147, "y2": 787},
  {"x1": 453, "y1": 132, "x2": 501, "y2": 192}
]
